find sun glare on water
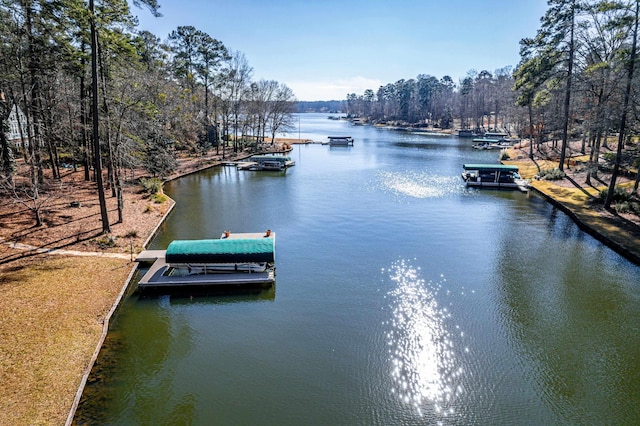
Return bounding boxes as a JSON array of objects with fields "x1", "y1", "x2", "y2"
[
  {"x1": 383, "y1": 259, "x2": 465, "y2": 418},
  {"x1": 378, "y1": 171, "x2": 459, "y2": 199}
]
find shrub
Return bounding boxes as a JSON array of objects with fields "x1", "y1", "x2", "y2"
[
  {"x1": 94, "y1": 235, "x2": 116, "y2": 249},
  {"x1": 612, "y1": 201, "x2": 640, "y2": 215},
  {"x1": 152, "y1": 193, "x2": 168, "y2": 204},
  {"x1": 538, "y1": 168, "x2": 565, "y2": 180},
  {"x1": 599, "y1": 187, "x2": 632, "y2": 203},
  {"x1": 594, "y1": 188, "x2": 640, "y2": 216},
  {"x1": 140, "y1": 177, "x2": 163, "y2": 194}
]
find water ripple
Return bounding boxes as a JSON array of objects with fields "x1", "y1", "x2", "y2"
[
  {"x1": 378, "y1": 170, "x2": 461, "y2": 199},
  {"x1": 383, "y1": 259, "x2": 465, "y2": 418}
]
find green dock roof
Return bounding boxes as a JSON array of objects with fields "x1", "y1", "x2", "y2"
[
  {"x1": 165, "y1": 238, "x2": 275, "y2": 264},
  {"x1": 250, "y1": 155, "x2": 290, "y2": 163},
  {"x1": 462, "y1": 164, "x2": 519, "y2": 171}
]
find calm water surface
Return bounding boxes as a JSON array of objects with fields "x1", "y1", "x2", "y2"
[{"x1": 76, "y1": 114, "x2": 640, "y2": 425}]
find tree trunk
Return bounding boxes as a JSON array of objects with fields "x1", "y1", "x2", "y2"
[
  {"x1": 528, "y1": 103, "x2": 534, "y2": 160},
  {"x1": 116, "y1": 169, "x2": 124, "y2": 224},
  {"x1": 23, "y1": 3, "x2": 43, "y2": 185},
  {"x1": 90, "y1": 0, "x2": 111, "y2": 234},
  {"x1": 45, "y1": 137, "x2": 59, "y2": 179},
  {"x1": 34, "y1": 203, "x2": 42, "y2": 227},
  {"x1": 558, "y1": 1, "x2": 576, "y2": 172},
  {"x1": 97, "y1": 36, "x2": 117, "y2": 198},
  {"x1": 605, "y1": 1, "x2": 638, "y2": 209},
  {"x1": 80, "y1": 48, "x2": 91, "y2": 181}
]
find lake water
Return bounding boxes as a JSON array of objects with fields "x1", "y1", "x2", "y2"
[{"x1": 75, "y1": 114, "x2": 640, "y2": 425}]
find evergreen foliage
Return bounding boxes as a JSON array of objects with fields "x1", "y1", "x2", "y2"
[
  {"x1": 0, "y1": 0, "x2": 296, "y2": 227},
  {"x1": 1, "y1": 0, "x2": 639, "y2": 223}
]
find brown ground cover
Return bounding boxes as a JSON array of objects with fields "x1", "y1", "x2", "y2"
[
  {"x1": 0, "y1": 142, "x2": 298, "y2": 259},
  {"x1": 0, "y1": 143, "x2": 292, "y2": 425},
  {"x1": 0, "y1": 169, "x2": 172, "y2": 261},
  {"x1": 0, "y1": 255, "x2": 132, "y2": 425},
  {"x1": 0, "y1": 165, "x2": 171, "y2": 425}
]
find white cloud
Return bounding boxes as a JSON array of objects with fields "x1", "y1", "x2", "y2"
[{"x1": 287, "y1": 76, "x2": 383, "y2": 101}]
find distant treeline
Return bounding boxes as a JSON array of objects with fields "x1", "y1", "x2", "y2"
[
  {"x1": 297, "y1": 101, "x2": 346, "y2": 113},
  {"x1": 343, "y1": 0, "x2": 640, "y2": 210}
]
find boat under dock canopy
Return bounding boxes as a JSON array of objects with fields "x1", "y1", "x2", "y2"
[
  {"x1": 237, "y1": 155, "x2": 294, "y2": 171},
  {"x1": 327, "y1": 136, "x2": 354, "y2": 146},
  {"x1": 166, "y1": 238, "x2": 275, "y2": 264},
  {"x1": 137, "y1": 233, "x2": 276, "y2": 290},
  {"x1": 461, "y1": 163, "x2": 529, "y2": 192}
]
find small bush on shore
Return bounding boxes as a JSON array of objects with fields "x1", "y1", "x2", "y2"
[
  {"x1": 597, "y1": 187, "x2": 633, "y2": 203},
  {"x1": 125, "y1": 230, "x2": 138, "y2": 238},
  {"x1": 152, "y1": 193, "x2": 168, "y2": 203},
  {"x1": 94, "y1": 234, "x2": 116, "y2": 249},
  {"x1": 614, "y1": 201, "x2": 640, "y2": 214},
  {"x1": 140, "y1": 177, "x2": 163, "y2": 194},
  {"x1": 593, "y1": 188, "x2": 640, "y2": 215},
  {"x1": 538, "y1": 168, "x2": 565, "y2": 180}
]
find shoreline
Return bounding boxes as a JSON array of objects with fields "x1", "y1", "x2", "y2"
[
  {"x1": 64, "y1": 199, "x2": 177, "y2": 425},
  {"x1": 0, "y1": 142, "x2": 293, "y2": 425},
  {"x1": 504, "y1": 145, "x2": 640, "y2": 265},
  {"x1": 64, "y1": 145, "x2": 293, "y2": 423},
  {"x1": 530, "y1": 184, "x2": 640, "y2": 265},
  {"x1": 1, "y1": 138, "x2": 638, "y2": 425}
]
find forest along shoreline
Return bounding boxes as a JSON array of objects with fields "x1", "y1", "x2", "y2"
[
  {"x1": 0, "y1": 138, "x2": 639, "y2": 425},
  {"x1": 0, "y1": 141, "x2": 298, "y2": 426}
]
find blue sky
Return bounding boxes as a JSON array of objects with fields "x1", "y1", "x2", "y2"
[{"x1": 131, "y1": 0, "x2": 550, "y2": 101}]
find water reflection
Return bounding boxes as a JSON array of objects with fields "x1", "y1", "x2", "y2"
[
  {"x1": 495, "y1": 220, "x2": 640, "y2": 423},
  {"x1": 163, "y1": 286, "x2": 276, "y2": 305},
  {"x1": 74, "y1": 114, "x2": 640, "y2": 424},
  {"x1": 74, "y1": 294, "x2": 196, "y2": 424},
  {"x1": 383, "y1": 259, "x2": 465, "y2": 418}
]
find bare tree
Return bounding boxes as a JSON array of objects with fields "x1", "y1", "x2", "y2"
[
  {"x1": 267, "y1": 83, "x2": 296, "y2": 144},
  {"x1": 220, "y1": 51, "x2": 252, "y2": 152}
]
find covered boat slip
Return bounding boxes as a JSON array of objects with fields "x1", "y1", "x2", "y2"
[
  {"x1": 327, "y1": 136, "x2": 354, "y2": 146},
  {"x1": 461, "y1": 164, "x2": 529, "y2": 192},
  {"x1": 166, "y1": 237, "x2": 275, "y2": 264},
  {"x1": 236, "y1": 155, "x2": 294, "y2": 171},
  {"x1": 137, "y1": 233, "x2": 276, "y2": 290}
]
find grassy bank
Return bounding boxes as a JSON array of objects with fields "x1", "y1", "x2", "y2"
[{"x1": 0, "y1": 256, "x2": 132, "y2": 425}]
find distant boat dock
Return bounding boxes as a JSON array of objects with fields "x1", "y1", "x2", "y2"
[{"x1": 324, "y1": 136, "x2": 354, "y2": 146}]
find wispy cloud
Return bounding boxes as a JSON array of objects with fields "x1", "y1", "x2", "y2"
[{"x1": 288, "y1": 76, "x2": 383, "y2": 101}]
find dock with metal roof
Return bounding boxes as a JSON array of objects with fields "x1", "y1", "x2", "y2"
[{"x1": 136, "y1": 232, "x2": 276, "y2": 290}]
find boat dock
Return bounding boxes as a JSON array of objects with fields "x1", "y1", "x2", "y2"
[
  {"x1": 235, "y1": 156, "x2": 295, "y2": 171},
  {"x1": 136, "y1": 232, "x2": 276, "y2": 290},
  {"x1": 461, "y1": 164, "x2": 529, "y2": 192},
  {"x1": 326, "y1": 136, "x2": 354, "y2": 146}
]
